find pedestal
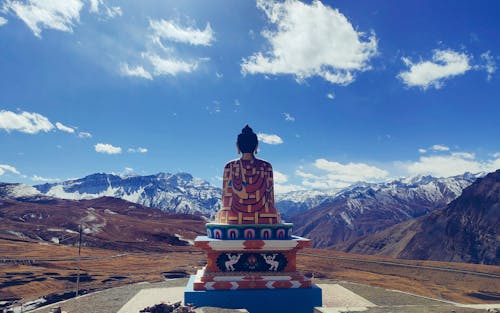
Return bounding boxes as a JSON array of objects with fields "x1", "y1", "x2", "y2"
[
  {"x1": 185, "y1": 275, "x2": 323, "y2": 313},
  {"x1": 184, "y1": 223, "x2": 322, "y2": 312}
]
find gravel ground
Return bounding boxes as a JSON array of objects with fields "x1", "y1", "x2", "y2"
[
  {"x1": 335, "y1": 281, "x2": 449, "y2": 306},
  {"x1": 28, "y1": 279, "x2": 189, "y2": 313}
]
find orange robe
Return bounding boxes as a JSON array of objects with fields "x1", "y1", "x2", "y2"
[{"x1": 216, "y1": 158, "x2": 281, "y2": 225}]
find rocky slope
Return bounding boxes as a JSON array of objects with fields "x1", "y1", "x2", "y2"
[
  {"x1": 339, "y1": 170, "x2": 499, "y2": 265},
  {"x1": 0, "y1": 196, "x2": 205, "y2": 252},
  {"x1": 290, "y1": 173, "x2": 481, "y2": 248}
]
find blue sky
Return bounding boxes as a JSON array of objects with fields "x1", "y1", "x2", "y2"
[{"x1": 0, "y1": 0, "x2": 499, "y2": 193}]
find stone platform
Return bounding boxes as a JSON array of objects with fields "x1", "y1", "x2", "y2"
[{"x1": 185, "y1": 275, "x2": 323, "y2": 313}]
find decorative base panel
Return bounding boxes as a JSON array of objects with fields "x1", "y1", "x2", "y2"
[
  {"x1": 192, "y1": 268, "x2": 312, "y2": 290},
  {"x1": 185, "y1": 275, "x2": 322, "y2": 313}
]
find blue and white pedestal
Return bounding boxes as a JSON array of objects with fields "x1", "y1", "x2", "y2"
[{"x1": 185, "y1": 275, "x2": 322, "y2": 313}]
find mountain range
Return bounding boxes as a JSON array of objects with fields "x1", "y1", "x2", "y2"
[
  {"x1": 1, "y1": 170, "x2": 492, "y2": 264},
  {"x1": 32, "y1": 173, "x2": 221, "y2": 218},
  {"x1": 337, "y1": 169, "x2": 500, "y2": 265},
  {"x1": 289, "y1": 173, "x2": 482, "y2": 248}
]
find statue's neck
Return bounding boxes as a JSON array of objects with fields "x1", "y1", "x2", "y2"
[{"x1": 241, "y1": 153, "x2": 255, "y2": 160}]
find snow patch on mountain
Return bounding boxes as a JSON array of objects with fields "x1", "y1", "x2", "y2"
[
  {"x1": 34, "y1": 172, "x2": 222, "y2": 217},
  {"x1": 0, "y1": 183, "x2": 42, "y2": 198},
  {"x1": 290, "y1": 172, "x2": 485, "y2": 248}
]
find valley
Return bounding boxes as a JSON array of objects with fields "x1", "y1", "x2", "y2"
[
  {"x1": 1, "y1": 170, "x2": 498, "y2": 312},
  {"x1": 1, "y1": 236, "x2": 499, "y2": 312}
]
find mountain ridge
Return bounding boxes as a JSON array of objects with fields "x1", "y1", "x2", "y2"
[
  {"x1": 289, "y1": 172, "x2": 483, "y2": 248},
  {"x1": 31, "y1": 172, "x2": 221, "y2": 218},
  {"x1": 336, "y1": 169, "x2": 500, "y2": 265}
]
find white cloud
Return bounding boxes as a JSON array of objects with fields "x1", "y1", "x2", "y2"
[
  {"x1": 121, "y1": 167, "x2": 134, "y2": 176},
  {"x1": 78, "y1": 131, "x2": 92, "y2": 138},
  {"x1": 493, "y1": 152, "x2": 500, "y2": 158},
  {"x1": 55, "y1": 121, "x2": 75, "y2": 133},
  {"x1": 128, "y1": 147, "x2": 148, "y2": 153},
  {"x1": 480, "y1": 51, "x2": 497, "y2": 81},
  {"x1": 297, "y1": 170, "x2": 350, "y2": 189},
  {"x1": 431, "y1": 144, "x2": 450, "y2": 152},
  {"x1": 5, "y1": 0, "x2": 84, "y2": 38},
  {"x1": 149, "y1": 19, "x2": 214, "y2": 46},
  {"x1": 283, "y1": 112, "x2": 295, "y2": 122},
  {"x1": 88, "y1": 0, "x2": 99, "y2": 13},
  {"x1": 404, "y1": 152, "x2": 500, "y2": 177},
  {"x1": 418, "y1": 148, "x2": 427, "y2": 154},
  {"x1": 273, "y1": 170, "x2": 288, "y2": 184},
  {"x1": 274, "y1": 183, "x2": 304, "y2": 194},
  {"x1": 0, "y1": 164, "x2": 20, "y2": 176},
  {"x1": 0, "y1": 110, "x2": 54, "y2": 134},
  {"x1": 241, "y1": 0, "x2": 377, "y2": 85},
  {"x1": 119, "y1": 16, "x2": 213, "y2": 80},
  {"x1": 273, "y1": 170, "x2": 304, "y2": 194},
  {"x1": 0, "y1": 16, "x2": 8, "y2": 26},
  {"x1": 95, "y1": 143, "x2": 121, "y2": 154},
  {"x1": 314, "y1": 158, "x2": 389, "y2": 182},
  {"x1": 206, "y1": 100, "x2": 221, "y2": 114},
  {"x1": 257, "y1": 133, "x2": 283, "y2": 145},
  {"x1": 120, "y1": 63, "x2": 153, "y2": 80},
  {"x1": 294, "y1": 159, "x2": 389, "y2": 190},
  {"x1": 326, "y1": 93, "x2": 335, "y2": 100},
  {"x1": 145, "y1": 53, "x2": 198, "y2": 76},
  {"x1": 32, "y1": 175, "x2": 59, "y2": 182},
  {"x1": 88, "y1": 0, "x2": 121, "y2": 18},
  {"x1": 451, "y1": 152, "x2": 475, "y2": 160},
  {"x1": 398, "y1": 49, "x2": 471, "y2": 89}
]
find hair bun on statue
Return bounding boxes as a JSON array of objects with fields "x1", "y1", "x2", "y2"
[{"x1": 242, "y1": 125, "x2": 254, "y2": 134}]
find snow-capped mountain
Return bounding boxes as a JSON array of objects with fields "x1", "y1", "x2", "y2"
[
  {"x1": 33, "y1": 173, "x2": 221, "y2": 217},
  {"x1": 2, "y1": 171, "x2": 483, "y2": 238},
  {"x1": 289, "y1": 172, "x2": 484, "y2": 248},
  {"x1": 275, "y1": 189, "x2": 342, "y2": 219},
  {"x1": 0, "y1": 182, "x2": 43, "y2": 198},
  {"x1": 338, "y1": 170, "x2": 499, "y2": 265}
]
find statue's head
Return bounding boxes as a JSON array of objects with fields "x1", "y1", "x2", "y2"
[{"x1": 237, "y1": 125, "x2": 258, "y2": 153}]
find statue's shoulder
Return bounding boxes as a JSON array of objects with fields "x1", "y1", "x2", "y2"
[
  {"x1": 224, "y1": 159, "x2": 240, "y2": 169},
  {"x1": 255, "y1": 158, "x2": 273, "y2": 169}
]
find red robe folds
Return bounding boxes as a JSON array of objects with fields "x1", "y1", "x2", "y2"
[{"x1": 216, "y1": 158, "x2": 281, "y2": 225}]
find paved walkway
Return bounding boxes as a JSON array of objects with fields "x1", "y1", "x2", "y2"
[{"x1": 117, "y1": 287, "x2": 185, "y2": 313}]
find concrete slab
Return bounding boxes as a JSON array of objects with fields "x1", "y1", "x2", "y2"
[
  {"x1": 318, "y1": 283, "x2": 376, "y2": 308},
  {"x1": 117, "y1": 287, "x2": 185, "y2": 313}
]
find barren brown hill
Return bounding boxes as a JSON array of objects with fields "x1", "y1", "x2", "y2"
[
  {"x1": 338, "y1": 169, "x2": 500, "y2": 265},
  {"x1": 0, "y1": 196, "x2": 206, "y2": 252}
]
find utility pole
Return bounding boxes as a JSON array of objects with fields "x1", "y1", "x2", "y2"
[{"x1": 76, "y1": 223, "x2": 82, "y2": 298}]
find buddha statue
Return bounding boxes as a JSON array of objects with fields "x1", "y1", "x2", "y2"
[
  {"x1": 215, "y1": 125, "x2": 281, "y2": 225},
  {"x1": 187, "y1": 126, "x2": 322, "y2": 312},
  {"x1": 206, "y1": 125, "x2": 291, "y2": 240}
]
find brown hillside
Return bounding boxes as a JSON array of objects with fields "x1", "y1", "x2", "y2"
[{"x1": 338, "y1": 169, "x2": 500, "y2": 265}]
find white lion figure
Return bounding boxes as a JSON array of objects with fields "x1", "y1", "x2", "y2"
[
  {"x1": 225, "y1": 253, "x2": 242, "y2": 271},
  {"x1": 261, "y1": 253, "x2": 279, "y2": 271}
]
